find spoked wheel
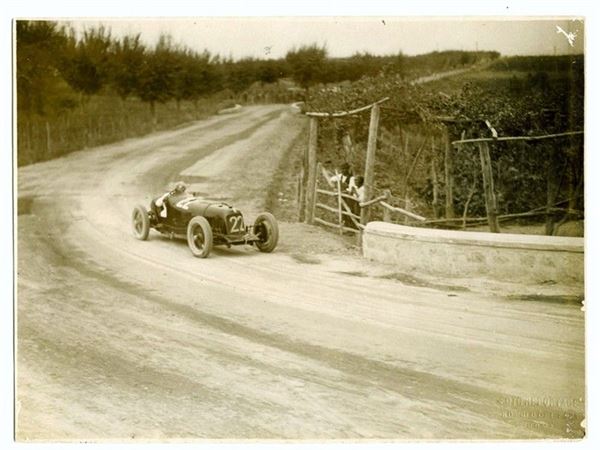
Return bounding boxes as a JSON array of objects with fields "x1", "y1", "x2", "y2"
[
  {"x1": 187, "y1": 216, "x2": 213, "y2": 258},
  {"x1": 253, "y1": 212, "x2": 279, "y2": 253},
  {"x1": 131, "y1": 205, "x2": 150, "y2": 240}
]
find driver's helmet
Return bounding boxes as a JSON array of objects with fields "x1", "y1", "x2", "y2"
[{"x1": 173, "y1": 181, "x2": 187, "y2": 193}]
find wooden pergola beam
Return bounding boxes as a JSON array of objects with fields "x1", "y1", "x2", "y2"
[
  {"x1": 452, "y1": 130, "x2": 584, "y2": 146},
  {"x1": 304, "y1": 97, "x2": 389, "y2": 118}
]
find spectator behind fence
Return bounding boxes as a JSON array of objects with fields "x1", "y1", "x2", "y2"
[
  {"x1": 329, "y1": 162, "x2": 356, "y2": 193},
  {"x1": 352, "y1": 176, "x2": 365, "y2": 204},
  {"x1": 342, "y1": 175, "x2": 364, "y2": 230}
]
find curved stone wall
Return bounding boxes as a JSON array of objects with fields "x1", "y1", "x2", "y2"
[{"x1": 362, "y1": 221, "x2": 584, "y2": 284}]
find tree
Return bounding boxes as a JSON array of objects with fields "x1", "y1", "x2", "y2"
[
  {"x1": 390, "y1": 51, "x2": 406, "y2": 78},
  {"x1": 347, "y1": 52, "x2": 386, "y2": 80},
  {"x1": 60, "y1": 25, "x2": 112, "y2": 98},
  {"x1": 176, "y1": 49, "x2": 218, "y2": 111},
  {"x1": 285, "y1": 44, "x2": 327, "y2": 96},
  {"x1": 136, "y1": 35, "x2": 177, "y2": 128},
  {"x1": 223, "y1": 57, "x2": 260, "y2": 94},
  {"x1": 16, "y1": 20, "x2": 70, "y2": 115},
  {"x1": 170, "y1": 46, "x2": 189, "y2": 110},
  {"x1": 257, "y1": 59, "x2": 284, "y2": 85},
  {"x1": 109, "y1": 34, "x2": 146, "y2": 100}
]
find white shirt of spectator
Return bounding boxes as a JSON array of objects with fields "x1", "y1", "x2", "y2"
[
  {"x1": 347, "y1": 176, "x2": 357, "y2": 192},
  {"x1": 329, "y1": 172, "x2": 356, "y2": 193},
  {"x1": 355, "y1": 185, "x2": 366, "y2": 204}
]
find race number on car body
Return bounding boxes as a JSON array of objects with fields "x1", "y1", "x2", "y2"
[
  {"x1": 228, "y1": 215, "x2": 244, "y2": 233},
  {"x1": 176, "y1": 198, "x2": 199, "y2": 210}
]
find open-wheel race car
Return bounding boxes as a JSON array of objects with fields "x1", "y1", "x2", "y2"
[{"x1": 131, "y1": 190, "x2": 279, "y2": 258}]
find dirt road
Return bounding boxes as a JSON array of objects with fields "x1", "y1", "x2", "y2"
[{"x1": 16, "y1": 104, "x2": 585, "y2": 440}]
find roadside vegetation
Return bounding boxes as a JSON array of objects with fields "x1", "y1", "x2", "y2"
[
  {"x1": 16, "y1": 21, "x2": 288, "y2": 166},
  {"x1": 16, "y1": 20, "x2": 497, "y2": 166},
  {"x1": 16, "y1": 21, "x2": 583, "y2": 234},
  {"x1": 304, "y1": 54, "x2": 584, "y2": 234}
]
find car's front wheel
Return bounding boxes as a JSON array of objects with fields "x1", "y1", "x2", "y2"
[
  {"x1": 254, "y1": 212, "x2": 279, "y2": 253},
  {"x1": 132, "y1": 205, "x2": 150, "y2": 240},
  {"x1": 187, "y1": 216, "x2": 213, "y2": 258}
]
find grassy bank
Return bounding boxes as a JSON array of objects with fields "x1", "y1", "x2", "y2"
[{"x1": 16, "y1": 94, "x2": 236, "y2": 167}]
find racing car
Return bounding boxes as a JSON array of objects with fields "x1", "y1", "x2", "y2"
[{"x1": 131, "y1": 191, "x2": 278, "y2": 258}]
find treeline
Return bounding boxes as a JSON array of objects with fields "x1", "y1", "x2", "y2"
[
  {"x1": 285, "y1": 46, "x2": 500, "y2": 88},
  {"x1": 16, "y1": 19, "x2": 499, "y2": 166},
  {"x1": 17, "y1": 20, "x2": 297, "y2": 165},
  {"x1": 489, "y1": 54, "x2": 584, "y2": 73},
  {"x1": 17, "y1": 20, "x2": 501, "y2": 119},
  {"x1": 16, "y1": 21, "x2": 289, "y2": 125}
]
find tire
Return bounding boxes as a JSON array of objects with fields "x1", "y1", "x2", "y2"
[
  {"x1": 131, "y1": 205, "x2": 150, "y2": 240},
  {"x1": 253, "y1": 212, "x2": 279, "y2": 253},
  {"x1": 187, "y1": 216, "x2": 213, "y2": 258}
]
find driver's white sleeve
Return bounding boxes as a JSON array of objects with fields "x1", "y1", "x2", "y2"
[{"x1": 155, "y1": 193, "x2": 169, "y2": 207}]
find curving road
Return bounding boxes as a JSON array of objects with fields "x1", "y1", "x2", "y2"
[{"x1": 16, "y1": 105, "x2": 585, "y2": 440}]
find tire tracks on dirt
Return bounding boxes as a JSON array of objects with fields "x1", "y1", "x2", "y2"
[{"x1": 17, "y1": 105, "x2": 585, "y2": 440}]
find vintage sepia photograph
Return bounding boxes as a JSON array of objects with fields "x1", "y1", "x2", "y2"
[{"x1": 12, "y1": 7, "x2": 590, "y2": 443}]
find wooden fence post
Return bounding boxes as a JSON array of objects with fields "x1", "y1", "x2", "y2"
[
  {"x1": 545, "y1": 147, "x2": 560, "y2": 235},
  {"x1": 444, "y1": 128, "x2": 455, "y2": 218},
  {"x1": 477, "y1": 141, "x2": 500, "y2": 233},
  {"x1": 312, "y1": 162, "x2": 321, "y2": 224},
  {"x1": 297, "y1": 170, "x2": 306, "y2": 222},
  {"x1": 45, "y1": 121, "x2": 52, "y2": 156},
  {"x1": 305, "y1": 117, "x2": 318, "y2": 224},
  {"x1": 342, "y1": 133, "x2": 354, "y2": 159},
  {"x1": 336, "y1": 177, "x2": 343, "y2": 234},
  {"x1": 361, "y1": 103, "x2": 381, "y2": 225},
  {"x1": 382, "y1": 190, "x2": 392, "y2": 222},
  {"x1": 431, "y1": 137, "x2": 439, "y2": 218},
  {"x1": 298, "y1": 117, "x2": 310, "y2": 222}
]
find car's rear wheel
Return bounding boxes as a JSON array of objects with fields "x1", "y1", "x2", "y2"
[
  {"x1": 254, "y1": 212, "x2": 279, "y2": 253},
  {"x1": 132, "y1": 205, "x2": 150, "y2": 240},
  {"x1": 187, "y1": 216, "x2": 213, "y2": 258}
]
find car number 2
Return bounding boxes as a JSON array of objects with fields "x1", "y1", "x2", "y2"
[{"x1": 229, "y1": 215, "x2": 244, "y2": 233}]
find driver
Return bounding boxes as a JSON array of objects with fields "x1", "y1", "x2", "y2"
[{"x1": 153, "y1": 181, "x2": 188, "y2": 218}]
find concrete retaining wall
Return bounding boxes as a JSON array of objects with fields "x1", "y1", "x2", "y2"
[{"x1": 362, "y1": 222, "x2": 584, "y2": 284}]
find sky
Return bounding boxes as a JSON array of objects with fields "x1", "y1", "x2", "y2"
[{"x1": 65, "y1": 17, "x2": 585, "y2": 60}]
